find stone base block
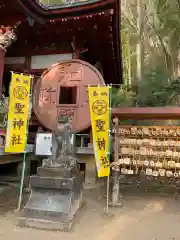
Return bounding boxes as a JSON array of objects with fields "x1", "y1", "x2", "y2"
[
  {"x1": 37, "y1": 165, "x2": 78, "y2": 178},
  {"x1": 18, "y1": 173, "x2": 83, "y2": 231}
]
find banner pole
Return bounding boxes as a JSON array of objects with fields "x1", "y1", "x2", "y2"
[
  {"x1": 106, "y1": 85, "x2": 112, "y2": 213},
  {"x1": 17, "y1": 152, "x2": 27, "y2": 211},
  {"x1": 106, "y1": 175, "x2": 110, "y2": 213},
  {"x1": 17, "y1": 75, "x2": 33, "y2": 211}
]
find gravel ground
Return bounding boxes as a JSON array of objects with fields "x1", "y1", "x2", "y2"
[{"x1": 0, "y1": 181, "x2": 180, "y2": 240}]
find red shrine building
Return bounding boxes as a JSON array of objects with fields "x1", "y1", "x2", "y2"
[{"x1": 0, "y1": 0, "x2": 121, "y2": 179}]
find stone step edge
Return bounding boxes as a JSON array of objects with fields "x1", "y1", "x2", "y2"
[{"x1": 18, "y1": 216, "x2": 72, "y2": 232}]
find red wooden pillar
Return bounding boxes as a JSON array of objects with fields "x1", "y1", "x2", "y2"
[{"x1": 0, "y1": 48, "x2": 5, "y2": 95}]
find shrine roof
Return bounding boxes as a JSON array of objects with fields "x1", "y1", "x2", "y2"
[
  {"x1": 0, "y1": 0, "x2": 119, "y2": 23},
  {"x1": 35, "y1": 0, "x2": 103, "y2": 9},
  {"x1": 1, "y1": 0, "x2": 122, "y2": 84}
]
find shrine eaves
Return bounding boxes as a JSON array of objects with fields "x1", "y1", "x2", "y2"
[{"x1": 37, "y1": 0, "x2": 102, "y2": 8}]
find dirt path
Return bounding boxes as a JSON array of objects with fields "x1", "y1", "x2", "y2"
[{"x1": 0, "y1": 186, "x2": 179, "y2": 240}]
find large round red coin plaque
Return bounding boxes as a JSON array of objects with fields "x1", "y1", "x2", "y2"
[{"x1": 33, "y1": 59, "x2": 105, "y2": 132}]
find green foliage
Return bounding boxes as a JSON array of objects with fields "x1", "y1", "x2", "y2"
[
  {"x1": 163, "y1": 78, "x2": 180, "y2": 106},
  {"x1": 121, "y1": 0, "x2": 180, "y2": 83},
  {"x1": 118, "y1": 0, "x2": 180, "y2": 126},
  {"x1": 112, "y1": 67, "x2": 180, "y2": 108},
  {"x1": 111, "y1": 87, "x2": 135, "y2": 107},
  {"x1": 136, "y1": 67, "x2": 169, "y2": 106}
]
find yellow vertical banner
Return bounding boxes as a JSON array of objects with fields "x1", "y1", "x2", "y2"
[
  {"x1": 5, "y1": 73, "x2": 31, "y2": 153},
  {"x1": 88, "y1": 86, "x2": 111, "y2": 178}
]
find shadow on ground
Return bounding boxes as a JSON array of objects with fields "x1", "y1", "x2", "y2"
[{"x1": 0, "y1": 179, "x2": 180, "y2": 240}]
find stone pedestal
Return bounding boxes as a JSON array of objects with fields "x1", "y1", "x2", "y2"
[
  {"x1": 37, "y1": 165, "x2": 79, "y2": 178},
  {"x1": 18, "y1": 165, "x2": 83, "y2": 231},
  {"x1": 0, "y1": 48, "x2": 5, "y2": 94}
]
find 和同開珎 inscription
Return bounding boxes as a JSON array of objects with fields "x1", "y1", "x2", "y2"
[{"x1": 33, "y1": 60, "x2": 105, "y2": 133}]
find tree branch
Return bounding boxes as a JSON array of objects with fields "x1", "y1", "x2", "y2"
[
  {"x1": 149, "y1": 23, "x2": 173, "y2": 79},
  {"x1": 176, "y1": 0, "x2": 180, "y2": 12},
  {"x1": 121, "y1": 5, "x2": 137, "y2": 30}
]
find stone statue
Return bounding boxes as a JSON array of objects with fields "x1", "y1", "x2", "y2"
[
  {"x1": 24, "y1": 115, "x2": 82, "y2": 232},
  {"x1": 43, "y1": 116, "x2": 76, "y2": 168}
]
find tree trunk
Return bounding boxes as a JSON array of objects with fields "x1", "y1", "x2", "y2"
[{"x1": 136, "y1": 0, "x2": 143, "y2": 84}]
